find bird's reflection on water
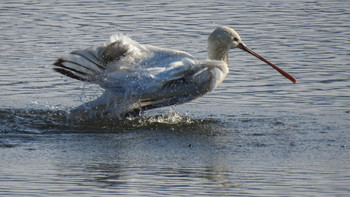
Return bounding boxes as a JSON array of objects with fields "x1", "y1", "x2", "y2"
[{"x1": 50, "y1": 112, "x2": 241, "y2": 195}]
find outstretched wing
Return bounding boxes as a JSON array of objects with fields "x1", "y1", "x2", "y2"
[
  {"x1": 53, "y1": 34, "x2": 144, "y2": 82},
  {"x1": 53, "y1": 46, "x2": 106, "y2": 82}
]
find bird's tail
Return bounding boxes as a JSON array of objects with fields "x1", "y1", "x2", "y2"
[{"x1": 53, "y1": 46, "x2": 106, "y2": 82}]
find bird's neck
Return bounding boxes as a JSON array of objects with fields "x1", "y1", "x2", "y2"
[{"x1": 208, "y1": 45, "x2": 229, "y2": 64}]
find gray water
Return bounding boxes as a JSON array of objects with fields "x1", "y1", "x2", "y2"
[{"x1": 1, "y1": 0, "x2": 350, "y2": 196}]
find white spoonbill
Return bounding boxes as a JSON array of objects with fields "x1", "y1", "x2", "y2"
[{"x1": 53, "y1": 26, "x2": 296, "y2": 119}]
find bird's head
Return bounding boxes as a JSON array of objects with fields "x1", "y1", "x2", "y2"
[
  {"x1": 208, "y1": 26, "x2": 296, "y2": 83},
  {"x1": 208, "y1": 26, "x2": 243, "y2": 50}
]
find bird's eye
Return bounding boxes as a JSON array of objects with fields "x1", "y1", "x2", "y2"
[{"x1": 234, "y1": 37, "x2": 239, "y2": 42}]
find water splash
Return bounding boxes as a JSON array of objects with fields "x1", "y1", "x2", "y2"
[{"x1": 136, "y1": 108, "x2": 194, "y2": 125}]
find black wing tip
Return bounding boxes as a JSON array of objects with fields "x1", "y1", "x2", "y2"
[
  {"x1": 53, "y1": 58, "x2": 64, "y2": 67},
  {"x1": 53, "y1": 67, "x2": 88, "y2": 81},
  {"x1": 52, "y1": 58, "x2": 89, "y2": 82}
]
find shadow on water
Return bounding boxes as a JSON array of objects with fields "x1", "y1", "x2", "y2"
[
  {"x1": 0, "y1": 107, "x2": 221, "y2": 133},
  {"x1": 0, "y1": 107, "x2": 224, "y2": 148}
]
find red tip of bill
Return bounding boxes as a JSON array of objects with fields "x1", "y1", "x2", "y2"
[{"x1": 275, "y1": 66, "x2": 297, "y2": 84}]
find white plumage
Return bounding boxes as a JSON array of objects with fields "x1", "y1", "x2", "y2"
[{"x1": 53, "y1": 26, "x2": 295, "y2": 119}]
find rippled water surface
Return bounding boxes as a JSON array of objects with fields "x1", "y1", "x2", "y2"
[{"x1": 1, "y1": 0, "x2": 349, "y2": 196}]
